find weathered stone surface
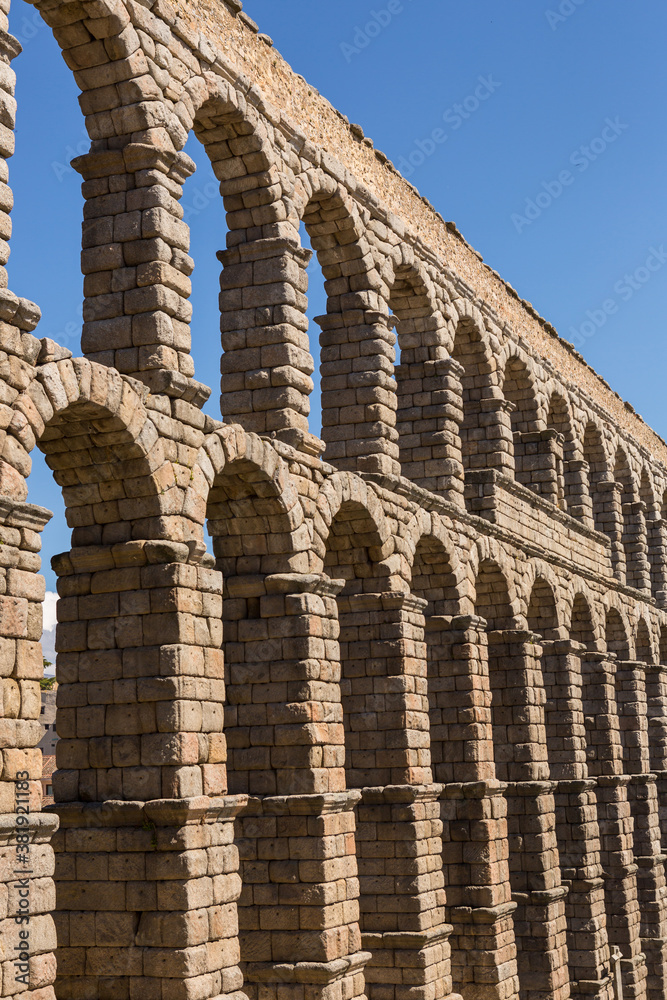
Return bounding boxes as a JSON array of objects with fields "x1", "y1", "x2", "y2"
[{"x1": 0, "y1": 4, "x2": 665, "y2": 1000}]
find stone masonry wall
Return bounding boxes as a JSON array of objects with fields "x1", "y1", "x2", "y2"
[{"x1": 0, "y1": 3, "x2": 666, "y2": 1000}]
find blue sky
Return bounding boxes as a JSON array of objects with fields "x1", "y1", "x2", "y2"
[{"x1": 6, "y1": 0, "x2": 667, "y2": 592}]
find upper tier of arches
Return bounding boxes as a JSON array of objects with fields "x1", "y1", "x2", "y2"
[{"x1": 14, "y1": 0, "x2": 667, "y2": 605}]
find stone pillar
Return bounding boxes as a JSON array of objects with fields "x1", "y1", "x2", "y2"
[
  {"x1": 426, "y1": 615, "x2": 519, "y2": 1000},
  {"x1": 396, "y1": 356, "x2": 465, "y2": 505},
  {"x1": 441, "y1": 779, "x2": 518, "y2": 1000},
  {"x1": 646, "y1": 661, "x2": 667, "y2": 842},
  {"x1": 582, "y1": 652, "x2": 647, "y2": 1000},
  {"x1": 626, "y1": 774, "x2": 667, "y2": 1000},
  {"x1": 622, "y1": 503, "x2": 651, "y2": 593},
  {"x1": 223, "y1": 571, "x2": 348, "y2": 797},
  {"x1": 616, "y1": 659, "x2": 667, "y2": 1000},
  {"x1": 53, "y1": 795, "x2": 246, "y2": 1000},
  {"x1": 73, "y1": 143, "x2": 200, "y2": 389},
  {"x1": 425, "y1": 615, "x2": 495, "y2": 786},
  {"x1": 541, "y1": 639, "x2": 612, "y2": 1000},
  {"x1": 224, "y1": 572, "x2": 368, "y2": 1000},
  {"x1": 545, "y1": 429, "x2": 565, "y2": 507},
  {"x1": 357, "y1": 784, "x2": 456, "y2": 1000},
  {"x1": 51, "y1": 539, "x2": 246, "y2": 999},
  {"x1": 615, "y1": 660, "x2": 650, "y2": 778},
  {"x1": 336, "y1": 592, "x2": 460, "y2": 1000},
  {"x1": 643, "y1": 506, "x2": 665, "y2": 604},
  {"x1": 317, "y1": 305, "x2": 400, "y2": 477},
  {"x1": 0, "y1": 499, "x2": 59, "y2": 1000},
  {"x1": 336, "y1": 592, "x2": 431, "y2": 789},
  {"x1": 0, "y1": 23, "x2": 20, "y2": 292},
  {"x1": 596, "y1": 482, "x2": 626, "y2": 582},
  {"x1": 515, "y1": 428, "x2": 564, "y2": 506},
  {"x1": 475, "y1": 397, "x2": 515, "y2": 476},
  {"x1": 218, "y1": 237, "x2": 324, "y2": 458},
  {"x1": 564, "y1": 460, "x2": 594, "y2": 527},
  {"x1": 648, "y1": 518, "x2": 667, "y2": 608},
  {"x1": 487, "y1": 630, "x2": 569, "y2": 1000},
  {"x1": 463, "y1": 399, "x2": 516, "y2": 517},
  {"x1": 236, "y1": 791, "x2": 368, "y2": 1000}
]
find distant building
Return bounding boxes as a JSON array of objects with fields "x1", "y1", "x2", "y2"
[
  {"x1": 38, "y1": 685, "x2": 58, "y2": 755},
  {"x1": 41, "y1": 755, "x2": 55, "y2": 806}
]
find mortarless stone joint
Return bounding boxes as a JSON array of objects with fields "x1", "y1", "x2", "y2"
[{"x1": 0, "y1": 2, "x2": 665, "y2": 1000}]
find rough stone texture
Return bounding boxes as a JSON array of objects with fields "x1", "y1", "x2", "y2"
[{"x1": 0, "y1": 2, "x2": 665, "y2": 1000}]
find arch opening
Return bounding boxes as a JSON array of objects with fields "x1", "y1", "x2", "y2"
[
  {"x1": 545, "y1": 392, "x2": 576, "y2": 511},
  {"x1": 582, "y1": 422, "x2": 609, "y2": 538},
  {"x1": 502, "y1": 355, "x2": 540, "y2": 492},
  {"x1": 451, "y1": 321, "x2": 500, "y2": 478}
]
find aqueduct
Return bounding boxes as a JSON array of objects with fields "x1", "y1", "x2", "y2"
[{"x1": 1, "y1": 3, "x2": 667, "y2": 1000}]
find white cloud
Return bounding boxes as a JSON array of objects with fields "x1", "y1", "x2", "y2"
[{"x1": 42, "y1": 591, "x2": 58, "y2": 632}]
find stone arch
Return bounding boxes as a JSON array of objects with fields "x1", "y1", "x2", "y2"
[
  {"x1": 314, "y1": 472, "x2": 393, "y2": 580},
  {"x1": 615, "y1": 445, "x2": 647, "y2": 590},
  {"x1": 192, "y1": 424, "x2": 305, "y2": 578},
  {"x1": 28, "y1": 5, "x2": 226, "y2": 384},
  {"x1": 582, "y1": 418, "x2": 608, "y2": 467},
  {"x1": 602, "y1": 598, "x2": 633, "y2": 773},
  {"x1": 318, "y1": 482, "x2": 396, "y2": 831},
  {"x1": 565, "y1": 591, "x2": 598, "y2": 787},
  {"x1": 194, "y1": 426, "x2": 308, "y2": 805},
  {"x1": 526, "y1": 576, "x2": 560, "y2": 638},
  {"x1": 18, "y1": 353, "x2": 239, "y2": 825},
  {"x1": 545, "y1": 386, "x2": 574, "y2": 432},
  {"x1": 605, "y1": 605, "x2": 630, "y2": 659},
  {"x1": 545, "y1": 388, "x2": 577, "y2": 511},
  {"x1": 517, "y1": 559, "x2": 563, "y2": 626},
  {"x1": 640, "y1": 467, "x2": 657, "y2": 515},
  {"x1": 172, "y1": 72, "x2": 331, "y2": 449},
  {"x1": 385, "y1": 244, "x2": 444, "y2": 356},
  {"x1": 479, "y1": 556, "x2": 555, "y2": 989},
  {"x1": 389, "y1": 250, "x2": 440, "y2": 432},
  {"x1": 473, "y1": 558, "x2": 516, "y2": 630},
  {"x1": 406, "y1": 530, "x2": 460, "y2": 782},
  {"x1": 640, "y1": 467, "x2": 663, "y2": 598},
  {"x1": 5, "y1": 357, "x2": 184, "y2": 814},
  {"x1": 192, "y1": 76, "x2": 278, "y2": 196},
  {"x1": 409, "y1": 531, "x2": 461, "y2": 617},
  {"x1": 569, "y1": 591, "x2": 597, "y2": 646},
  {"x1": 296, "y1": 170, "x2": 371, "y2": 257},
  {"x1": 466, "y1": 537, "x2": 520, "y2": 621},
  {"x1": 28, "y1": 0, "x2": 152, "y2": 112},
  {"x1": 192, "y1": 82, "x2": 290, "y2": 424},
  {"x1": 10, "y1": 358, "x2": 171, "y2": 543},
  {"x1": 450, "y1": 307, "x2": 507, "y2": 479},
  {"x1": 193, "y1": 429, "x2": 303, "y2": 659},
  {"x1": 501, "y1": 349, "x2": 541, "y2": 430},
  {"x1": 323, "y1": 499, "x2": 391, "y2": 595},
  {"x1": 582, "y1": 420, "x2": 610, "y2": 534},
  {"x1": 635, "y1": 616, "x2": 654, "y2": 663},
  {"x1": 292, "y1": 173, "x2": 398, "y2": 471},
  {"x1": 400, "y1": 507, "x2": 467, "y2": 592},
  {"x1": 324, "y1": 494, "x2": 424, "y2": 856},
  {"x1": 617, "y1": 610, "x2": 652, "y2": 778},
  {"x1": 386, "y1": 247, "x2": 461, "y2": 491},
  {"x1": 581, "y1": 604, "x2": 623, "y2": 782},
  {"x1": 614, "y1": 445, "x2": 638, "y2": 504},
  {"x1": 526, "y1": 577, "x2": 561, "y2": 780},
  {"x1": 501, "y1": 350, "x2": 541, "y2": 492}
]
